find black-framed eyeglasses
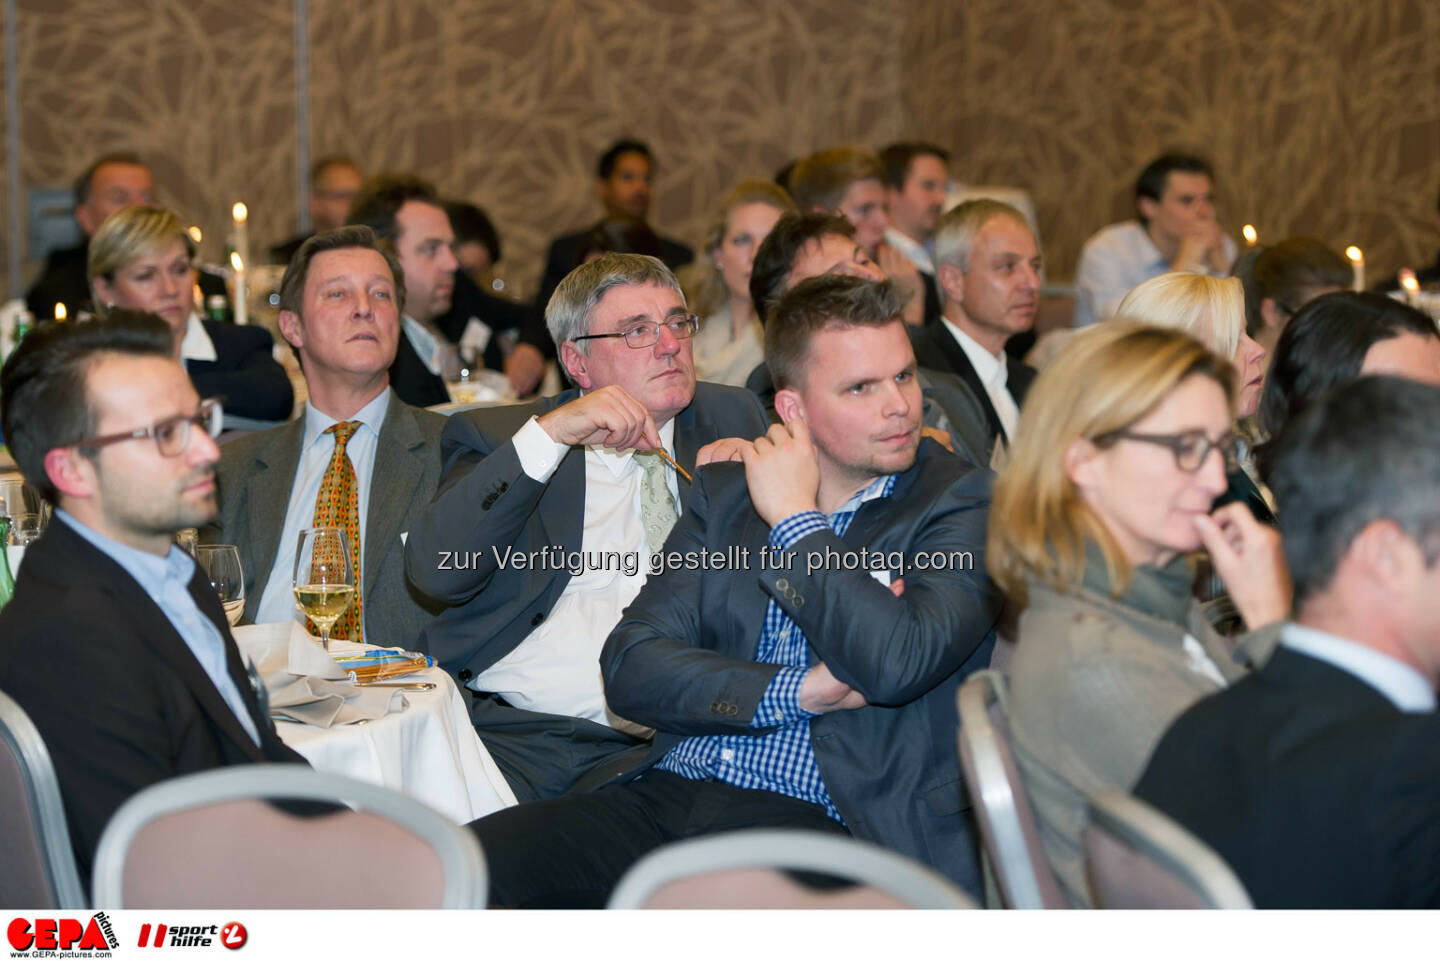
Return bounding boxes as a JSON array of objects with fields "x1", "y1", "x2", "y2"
[
  {"x1": 71, "y1": 397, "x2": 224, "y2": 458},
  {"x1": 572, "y1": 314, "x2": 700, "y2": 350},
  {"x1": 1096, "y1": 428, "x2": 1238, "y2": 473}
]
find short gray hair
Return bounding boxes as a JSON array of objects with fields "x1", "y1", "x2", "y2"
[
  {"x1": 545, "y1": 253, "x2": 684, "y2": 353},
  {"x1": 933, "y1": 198, "x2": 1030, "y2": 274}
]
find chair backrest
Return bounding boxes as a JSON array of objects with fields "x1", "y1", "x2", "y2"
[
  {"x1": 607, "y1": 829, "x2": 975, "y2": 909},
  {"x1": 1084, "y1": 790, "x2": 1252, "y2": 909},
  {"x1": 955, "y1": 669, "x2": 1066, "y2": 908},
  {"x1": 92, "y1": 764, "x2": 486, "y2": 908},
  {"x1": 0, "y1": 689, "x2": 87, "y2": 908}
]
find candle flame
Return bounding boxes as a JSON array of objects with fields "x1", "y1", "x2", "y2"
[
  {"x1": 230, "y1": 251, "x2": 244, "y2": 272},
  {"x1": 1241, "y1": 224, "x2": 1257, "y2": 245},
  {"x1": 187, "y1": 225, "x2": 203, "y2": 245},
  {"x1": 54, "y1": 303, "x2": 66, "y2": 322},
  {"x1": 1345, "y1": 245, "x2": 1363, "y2": 263},
  {"x1": 232, "y1": 202, "x2": 248, "y2": 223},
  {"x1": 1400, "y1": 269, "x2": 1420, "y2": 295}
]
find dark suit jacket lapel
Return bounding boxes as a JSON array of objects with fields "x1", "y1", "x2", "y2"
[
  {"x1": 46, "y1": 522, "x2": 268, "y2": 760},
  {"x1": 1006, "y1": 355, "x2": 1036, "y2": 407},
  {"x1": 364, "y1": 392, "x2": 425, "y2": 601},
  {"x1": 726, "y1": 507, "x2": 783, "y2": 662},
  {"x1": 240, "y1": 418, "x2": 305, "y2": 613},
  {"x1": 673, "y1": 397, "x2": 718, "y2": 513},
  {"x1": 921, "y1": 326, "x2": 1003, "y2": 442}
]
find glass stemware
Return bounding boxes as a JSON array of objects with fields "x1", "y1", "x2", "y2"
[
  {"x1": 292, "y1": 527, "x2": 355, "y2": 651},
  {"x1": 195, "y1": 544, "x2": 246, "y2": 627}
]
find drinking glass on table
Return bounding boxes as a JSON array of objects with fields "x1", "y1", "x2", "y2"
[
  {"x1": 195, "y1": 544, "x2": 246, "y2": 626},
  {"x1": 292, "y1": 527, "x2": 355, "y2": 651},
  {"x1": 6, "y1": 511, "x2": 45, "y2": 576},
  {"x1": 0, "y1": 478, "x2": 42, "y2": 519}
]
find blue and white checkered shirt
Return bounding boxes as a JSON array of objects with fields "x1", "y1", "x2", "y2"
[{"x1": 656, "y1": 474, "x2": 898, "y2": 822}]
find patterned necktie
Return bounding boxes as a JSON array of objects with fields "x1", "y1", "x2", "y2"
[
  {"x1": 636, "y1": 451, "x2": 679, "y2": 550},
  {"x1": 310, "y1": 421, "x2": 362, "y2": 640}
]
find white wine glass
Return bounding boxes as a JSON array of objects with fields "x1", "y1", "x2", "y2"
[
  {"x1": 292, "y1": 527, "x2": 355, "y2": 651},
  {"x1": 195, "y1": 544, "x2": 245, "y2": 626}
]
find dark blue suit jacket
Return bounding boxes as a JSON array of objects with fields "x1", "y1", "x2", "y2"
[
  {"x1": 188, "y1": 320, "x2": 293, "y2": 422},
  {"x1": 596, "y1": 441, "x2": 1000, "y2": 894}
]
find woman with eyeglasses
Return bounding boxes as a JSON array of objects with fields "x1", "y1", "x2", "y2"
[
  {"x1": 88, "y1": 205, "x2": 293, "y2": 424},
  {"x1": 987, "y1": 323, "x2": 1291, "y2": 906},
  {"x1": 1116, "y1": 272, "x2": 1274, "y2": 523},
  {"x1": 685, "y1": 179, "x2": 797, "y2": 387}
]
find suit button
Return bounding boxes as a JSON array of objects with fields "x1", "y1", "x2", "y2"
[
  {"x1": 727, "y1": 704, "x2": 738, "y2": 716},
  {"x1": 499, "y1": 482, "x2": 509, "y2": 492},
  {"x1": 776, "y1": 578, "x2": 789, "y2": 591},
  {"x1": 482, "y1": 495, "x2": 496, "y2": 509},
  {"x1": 531, "y1": 612, "x2": 544, "y2": 626},
  {"x1": 794, "y1": 596, "x2": 804, "y2": 608},
  {"x1": 709, "y1": 701, "x2": 719, "y2": 713},
  {"x1": 458, "y1": 669, "x2": 474, "y2": 682}
]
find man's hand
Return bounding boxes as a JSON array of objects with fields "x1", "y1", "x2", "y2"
[
  {"x1": 1172, "y1": 220, "x2": 1228, "y2": 274},
  {"x1": 505, "y1": 342, "x2": 546, "y2": 396},
  {"x1": 740, "y1": 419, "x2": 821, "y2": 526},
  {"x1": 695, "y1": 436, "x2": 756, "y2": 466},
  {"x1": 535, "y1": 385, "x2": 661, "y2": 451},
  {"x1": 1194, "y1": 503, "x2": 1292, "y2": 629},
  {"x1": 877, "y1": 243, "x2": 926, "y2": 325},
  {"x1": 799, "y1": 662, "x2": 868, "y2": 714}
]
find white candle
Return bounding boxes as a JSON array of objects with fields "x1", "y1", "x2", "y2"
[
  {"x1": 1400, "y1": 268, "x2": 1419, "y2": 305},
  {"x1": 1242, "y1": 224, "x2": 1257, "y2": 247},
  {"x1": 53, "y1": 303, "x2": 66, "y2": 323},
  {"x1": 231, "y1": 201, "x2": 248, "y2": 268},
  {"x1": 230, "y1": 251, "x2": 248, "y2": 327},
  {"x1": 1345, "y1": 246, "x2": 1364, "y2": 292}
]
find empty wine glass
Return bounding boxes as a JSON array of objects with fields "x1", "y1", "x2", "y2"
[
  {"x1": 292, "y1": 527, "x2": 355, "y2": 651},
  {"x1": 6, "y1": 512, "x2": 44, "y2": 577},
  {"x1": 195, "y1": 544, "x2": 245, "y2": 626}
]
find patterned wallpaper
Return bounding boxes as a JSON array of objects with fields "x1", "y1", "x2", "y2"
[{"x1": 4, "y1": 0, "x2": 1438, "y2": 304}]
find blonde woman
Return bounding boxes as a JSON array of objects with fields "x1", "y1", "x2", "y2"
[
  {"x1": 1117, "y1": 272, "x2": 1271, "y2": 520},
  {"x1": 687, "y1": 180, "x2": 796, "y2": 386},
  {"x1": 89, "y1": 205, "x2": 292, "y2": 422},
  {"x1": 988, "y1": 322, "x2": 1289, "y2": 905}
]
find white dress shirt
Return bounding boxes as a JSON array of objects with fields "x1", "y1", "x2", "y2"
[
  {"x1": 179, "y1": 311, "x2": 218, "y2": 363},
  {"x1": 942, "y1": 316, "x2": 1020, "y2": 441},
  {"x1": 254, "y1": 389, "x2": 391, "y2": 637},
  {"x1": 1281, "y1": 623, "x2": 1437, "y2": 713},
  {"x1": 473, "y1": 416, "x2": 678, "y2": 734},
  {"x1": 402, "y1": 314, "x2": 461, "y2": 382},
  {"x1": 883, "y1": 226, "x2": 935, "y2": 276},
  {"x1": 1073, "y1": 220, "x2": 1237, "y2": 328}
]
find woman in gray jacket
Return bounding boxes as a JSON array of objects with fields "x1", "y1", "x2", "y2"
[{"x1": 986, "y1": 322, "x2": 1290, "y2": 906}]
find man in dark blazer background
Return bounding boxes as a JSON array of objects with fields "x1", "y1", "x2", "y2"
[
  {"x1": 910, "y1": 199, "x2": 1040, "y2": 456},
  {"x1": 467, "y1": 276, "x2": 1000, "y2": 907},
  {"x1": 1135, "y1": 376, "x2": 1440, "y2": 909},
  {"x1": 0, "y1": 312, "x2": 307, "y2": 887},
  {"x1": 206, "y1": 226, "x2": 446, "y2": 649},
  {"x1": 406, "y1": 253, "x2": 767, "y2": 803}
]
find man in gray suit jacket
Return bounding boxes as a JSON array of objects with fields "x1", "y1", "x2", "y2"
[
  {"x1": 207, "y1": 226, "x2": 446, "y2": 648},
  {"x1": 468, "y1": 276, "x2": 1000, "y2": 907},
  {"x1": 407, "y1": 253, "x2": 768, "y2": 802}
]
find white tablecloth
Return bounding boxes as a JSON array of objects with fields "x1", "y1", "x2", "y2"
[{"x1": 232, "y1": 622, "x2": 517, "y2": 823}]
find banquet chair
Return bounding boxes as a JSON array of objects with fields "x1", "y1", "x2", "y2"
[
  {"x1": 0, "y1": 689, "x2": 88, "y2": 908},
  {"x1": 606, "y1": 829, "x2": 975, "y2": 909},
  {"x1": 91, "y1": 764, "x2": 486, "y2": 908},
  {"x1": 1084, "y1": 789, "x2": 1252, "y2": 909},
  {"x1": 955, "y1": 670, "x2": 1066, "y2": 908}
]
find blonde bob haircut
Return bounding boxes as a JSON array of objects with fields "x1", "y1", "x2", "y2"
[
  {"x1": 987, "y1": 322, "x2": 1233, "y2": 605},
  {"x1": 88, "y1": 205, "x2": 195, "y2": 313},
  {"x1": 1115, "y1": 272, "x2": 1246, "y2": 361}
]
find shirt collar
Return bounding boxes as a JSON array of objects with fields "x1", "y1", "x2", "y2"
[
  {"x1": 1126, "y1": 220, "x2": 1170, "y2": 274},
  {"x1": 53, "y1": 508, "x2": 194, "y2": 598},
  {"x1": 942, "y1": 317, "x2": 1006, "y2": 388},
  {"x1": 302, "y1": 388, "x2": 391, "y2": 451},
  {"x1": 831, "y1": 473, "x2": 898, "y2": 518},
  {"x1": 883, "y1": 227, "x2": 934, "y2": 274},
  {"x1": 1281, "y1": 622, "x2": 1437, "y2": 713},
  {"x1": 179, "y1": 312, "x2": 218, "y2": 362}
]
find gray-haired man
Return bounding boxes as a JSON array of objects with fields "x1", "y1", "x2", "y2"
[{"x1": 405, "y1": 253, "x2": 768, "y2": 801}]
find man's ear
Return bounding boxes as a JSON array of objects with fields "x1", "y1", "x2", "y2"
[
  {"x1": 277, "y1": 310, "x2": 304, "y2": 350},
  {"x1": 1137, "y1": 196, "x2": 1159, "y2": 226},
  {"x1": 559, "y1": 341, "x2": 592, "y2": 390},
  {"x1": 1063, "y1": 436, "x2": 1103, "y2": 491},
  {"x1": 74, "y1": 202, "x2": 101, "y2": 238},
  {"x1": 1259, "y1": 297, "x2": 1286, "y2": 332},
  {"x1": 937, "y1": 262, "x2": 965, "y2": 306},
  {"x1": 774, "y1": 386, "x2": 804, "y2": 425},
  {"x1": 43, "y1": 446, "x2": 98, "y2": 502},
  {"x1": 1349, "y1": 519, "x2": 1419, "y2": 598}
]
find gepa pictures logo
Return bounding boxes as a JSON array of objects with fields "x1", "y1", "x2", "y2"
[{"x1": 6, "y1": 912, "x2": 118, "y2": 955}]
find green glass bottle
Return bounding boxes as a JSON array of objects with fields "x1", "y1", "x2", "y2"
[{"x1": 0, "y1": 516, "x2": 14, "y2": 610}]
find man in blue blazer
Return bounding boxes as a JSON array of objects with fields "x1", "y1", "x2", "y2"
[
  {"x1": 407, "y1": 254, "x2": 768, "y2": 803},
  {"x1": 468, "y1": 275, "x2": 1000, "y2": 906}
]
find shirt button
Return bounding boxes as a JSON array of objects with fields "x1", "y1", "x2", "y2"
[{"x1": 721, "y1": 749, "x2": 734, "y2": 761}]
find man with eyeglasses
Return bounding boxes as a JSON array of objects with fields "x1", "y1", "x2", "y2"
[
  {"x1": 0, "y1": 311, "x2": 308, "y2": 888},
  {"x1": 406, "y1": 253, "x2": 768, "y2": 802}
]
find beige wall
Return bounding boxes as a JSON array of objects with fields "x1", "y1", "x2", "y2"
[{"x1": 5, "y1": 0, "x2": 1438, "y2": 302}]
